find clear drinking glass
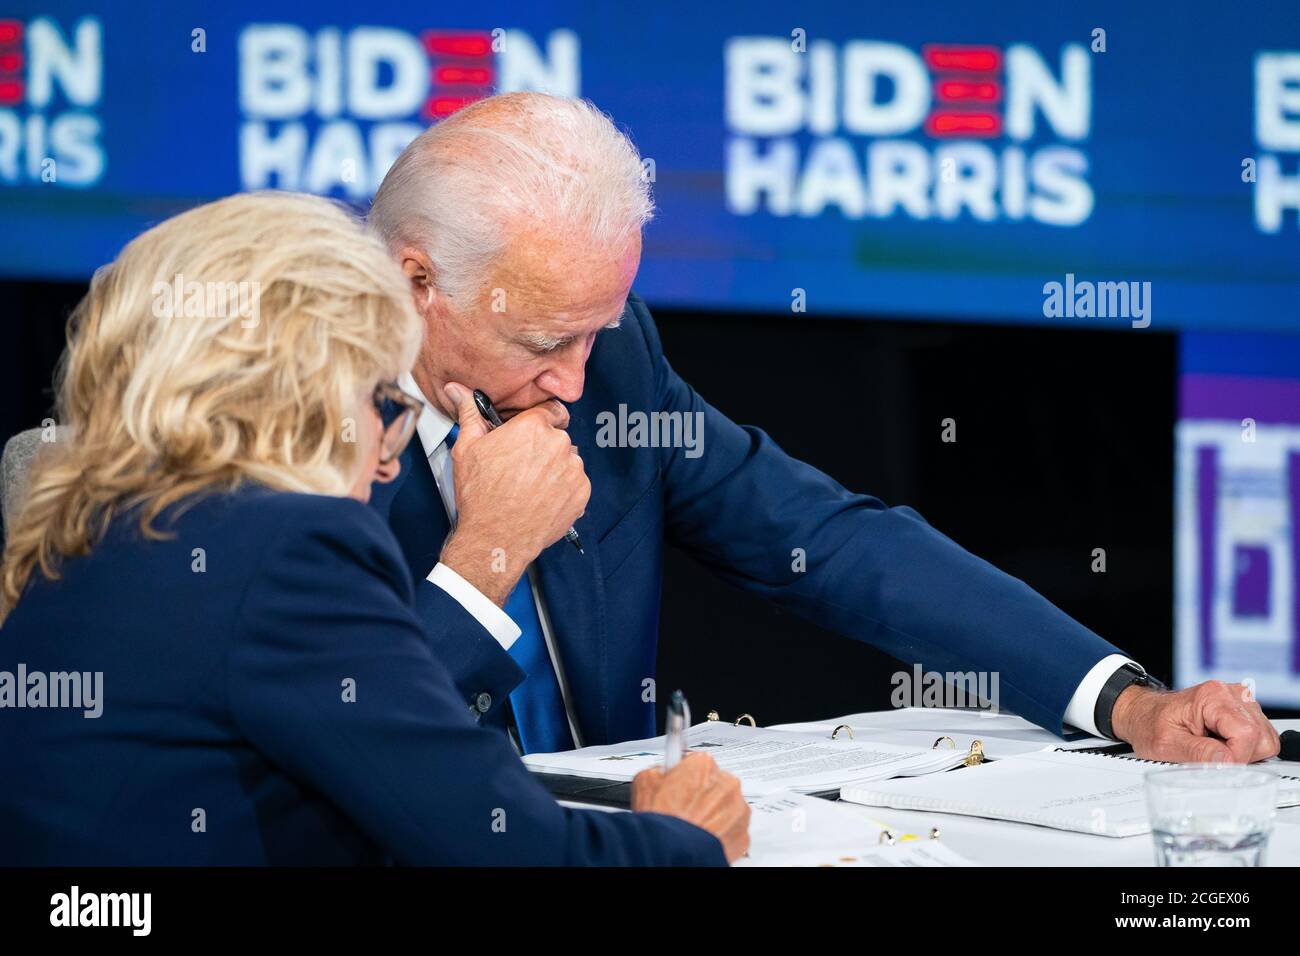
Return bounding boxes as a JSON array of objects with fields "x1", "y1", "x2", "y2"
[{"x1": 1145, "y1": 764, "x2": 1279, "y2": 867}]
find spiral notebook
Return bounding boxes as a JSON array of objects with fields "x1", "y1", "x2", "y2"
[{"x1": 839, "y1": 749, "x2": 1300, "y2": 838}]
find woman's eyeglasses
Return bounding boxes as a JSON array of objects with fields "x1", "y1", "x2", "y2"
[{"x1": 371, "y1": 381, "x2": 423, "y2": 464}]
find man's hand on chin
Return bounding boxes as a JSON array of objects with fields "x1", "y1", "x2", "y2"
[{"x1": 1111, "y1": 680, "x2": 1281, "y2": 763}]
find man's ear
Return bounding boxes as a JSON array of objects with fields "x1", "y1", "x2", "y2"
[{"x1": 398, "y1": 247, "x2": 437, "y2": 315}]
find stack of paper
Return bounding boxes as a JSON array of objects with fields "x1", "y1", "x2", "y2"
[
  {"x1": 524, "y1": 722, "x2": 970, "y2": 798},
  {"x1": 840, "y1": 749, "x2": 1300, "y2": 837},
  {"x1": 770, "y1": 706, "x2": 1109, "y2": 759},
  {"x1": 738, "y1": 791, "x2": 973, "y2": 867}
]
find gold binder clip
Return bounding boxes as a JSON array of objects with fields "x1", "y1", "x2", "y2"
[
  {"x1": 932, "y1": 735, "x2": 956, "y2": 750},
  {"x1": 706, "y1": 710, "x2": 720, "y2": 722},
  {"x1": 964, "y1": 740, "x2": 986, "y2": 767},
  {"x1": 831, "y1": 724, "x2": 854, "y2": 740},
  {"x1": 734, "y1": 713, "x2": 756, "y2": 727}
]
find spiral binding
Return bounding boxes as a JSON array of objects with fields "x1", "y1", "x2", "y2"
[{"x1": 1063, "y1": 747, "x2": 1300, "y2": 783}]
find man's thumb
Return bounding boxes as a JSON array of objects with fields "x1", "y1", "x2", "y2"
[
  {"x1": 1188, "y1": 735, "x2": 1234, "y2": 764},
  {"x1": 444, "y1": 382, "x2": 490, "y2": 442}
]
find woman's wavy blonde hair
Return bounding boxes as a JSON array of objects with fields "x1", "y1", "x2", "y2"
[{"x1": 1, "y1": 191, "x2": 422, "y2": 614}]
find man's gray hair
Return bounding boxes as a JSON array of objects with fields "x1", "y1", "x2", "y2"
[{"x1": 369, "y1": 92, "x2": 653, "y2": 305}]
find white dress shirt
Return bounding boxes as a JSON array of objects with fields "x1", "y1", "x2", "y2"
[{"x1": 396, "y1": 376, "x2": 1137, "y2": 742}]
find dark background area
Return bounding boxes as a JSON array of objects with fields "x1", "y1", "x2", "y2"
[
  {"x1": 2, "y1": 279, "x2": 1206, "y2": 729},
  {"x1": 653, "y1": 305, "x2": 1182, "y2": 729}
]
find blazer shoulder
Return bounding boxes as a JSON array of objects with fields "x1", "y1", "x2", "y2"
[
  {"x1": 250, "y1": 488, "x2": 405, "y2": 560},
  {"x1": 234, "y1": 487, "x2": 385, "y2": 532},
  {"x1": 209, "y1": 489, "x2": 418, "y2": 642},
  {"x1": 624, "y1": 289, "x2": 666, "y2": 361},
  {"x1": 186, "y1": 488, "x2": 411, "y2": 592}
]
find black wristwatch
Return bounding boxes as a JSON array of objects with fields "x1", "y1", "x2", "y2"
[{"x1": 1094, "y1": 663, "x2": 1166, "y2": 740}]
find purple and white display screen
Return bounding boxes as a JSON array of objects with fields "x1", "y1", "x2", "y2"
[{"x1": 1176, "y1": 333, "x2": 1300, "y2": 707}]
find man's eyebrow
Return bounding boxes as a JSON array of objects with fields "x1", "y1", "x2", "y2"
[
  {"x1": 517, "y1": 330, "x2": 574, "y2": 352},
  {"x1": 518, "y1": 314, "x2": 624, "y2": 352}
]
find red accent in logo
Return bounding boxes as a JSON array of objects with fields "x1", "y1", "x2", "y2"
[
  {"x1": 935, "y1": 79, "x2": 1001, "y2": 103},
  {"x1": 923, "y1": 44, "x2": 1004, "y2": 138},
  {"x1": 0, "y1": 19, "x2": 22, "y2": 103},
  {"x1": 922, "y1": 44, "x2": 1002, "y2": 73},
  {"x1": 422, "y1": 32, "x2": 491, "y2": 58},
  {"x1": 925, "y1": 112, "x2": 1002, "y2": 137},
  {"x1": 420, "y1": 31, "x2": 494, "y2": 120},
  {"x1": 427, "y1": 95, "x2": 479, "y2": 118},
  {"x1": 435, "y1": 65, "x2": 491, "y2": 85}
]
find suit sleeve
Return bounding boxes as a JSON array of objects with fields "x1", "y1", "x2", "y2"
[
  {"x1": 409, "y1": 572, "x2": 525, "y2": 721},
  {"x1": 629, "y1": 296, "x2": 1126, "y2": 736},
  {"x1": 226, "y1": 497, "x2": 725, "y2": 866}
]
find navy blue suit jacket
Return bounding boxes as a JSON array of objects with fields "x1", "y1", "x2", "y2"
[
  {"x1": 0, "y1": 489, "x2": 724, "y2": 865},
  {"x1": 375, "y1": 293, "x2": 1126, "y2": 744}
]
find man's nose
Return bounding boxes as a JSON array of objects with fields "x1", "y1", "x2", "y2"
[{"x1": 538, "y1": 353, "x2": 586, "y2": 404}]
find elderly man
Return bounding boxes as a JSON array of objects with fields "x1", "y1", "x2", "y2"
[{"x1": 366, "y1": 92, "x2": 1278, "y2": 763}]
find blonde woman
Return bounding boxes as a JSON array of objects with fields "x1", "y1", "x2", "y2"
[{"x1": 0, "y1": 192, "x2": 747, "y2": 866}]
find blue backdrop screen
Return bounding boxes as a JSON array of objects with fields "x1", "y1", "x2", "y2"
[{"x1": 2, "y1": 1, "x2": 1299, "y2": 331}]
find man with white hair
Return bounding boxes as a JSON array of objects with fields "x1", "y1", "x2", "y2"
[{"x1": 367, "y1": 92, "x2": 1278, "y2": 764}]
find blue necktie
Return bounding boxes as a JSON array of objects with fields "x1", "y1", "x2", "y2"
[{"x1": 445, "y1": 425, "x2": 574, "y2": 754}]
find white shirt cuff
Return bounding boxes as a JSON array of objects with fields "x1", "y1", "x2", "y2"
[
  {"x1": 428, "y1": 562, "x2": 522, "y2": 651},
  {"x1": 1063, "y1": 653, "x2": 1139, "y2": 737}
]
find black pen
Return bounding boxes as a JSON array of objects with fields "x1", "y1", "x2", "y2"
[{"x1": 473, "y1": 389, "x2": 585, "y2": 555}]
